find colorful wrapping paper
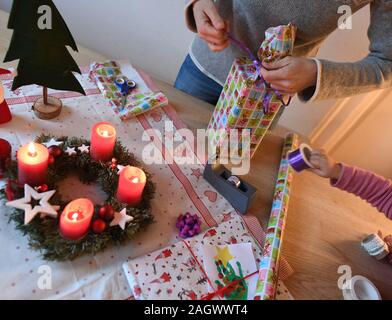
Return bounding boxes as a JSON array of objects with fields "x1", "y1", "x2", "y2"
[
  {"x1": 207, "y1": 24, "x2": 296, "y2": 158},
  {"x1": 123, "y1": 214, "x2": 293, "y2": 300},
  {"x1": 254, "y1": 133, "x2": 299, "y2": 300},
  {"x1": 89, "y1": 61, "x2": 168, "y2": 120}
]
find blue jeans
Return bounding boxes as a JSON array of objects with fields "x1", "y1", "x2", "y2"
[{"x1": 174, "y1": 55, "x2": 223, "y2": 105}]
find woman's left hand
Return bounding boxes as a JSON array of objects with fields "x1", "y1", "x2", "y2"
[{"x1": 260, "y1": 57, "x2": 318, "y2": 95}]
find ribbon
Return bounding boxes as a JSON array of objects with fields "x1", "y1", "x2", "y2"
[
  {"x1": 227, "y1": 34, "x2": 292, "y2": 114},
  {"x1": 201, "y1": 270, "x2": 258, "y2": 300},
  {"x1": 287, "y1": 143, "x2": 313, "y2": 172},
  {"x1": 182, "y1": 239, "x2": 258, "y2": 300}
]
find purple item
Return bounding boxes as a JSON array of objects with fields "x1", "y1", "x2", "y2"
[
  {"x1": 288, "y1": 143, "x2": 313, "y2": 172},
  {"x1": 227, "y1": 34, "x2": 291, "y2": 114},
  {"x1": 176, "y1": 212, "x2": 202, "y2": 239}
]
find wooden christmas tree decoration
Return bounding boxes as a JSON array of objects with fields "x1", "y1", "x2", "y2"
[{"x1": 3, "y1": 0, "x2": 86, "y2": 120}]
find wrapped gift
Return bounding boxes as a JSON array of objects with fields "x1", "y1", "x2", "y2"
[
  {"x1": 207, "y1": 24, "x2": 296, "y2": 159},
  {"x1": 90, "y1": 61, "x2": 168, "y2": 120},
  {"x1": 123, "y1": 214, "x2": 293, "y2": 300}
]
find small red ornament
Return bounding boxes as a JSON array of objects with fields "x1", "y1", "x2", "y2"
[
  {"x1": 91, "y1": 219, "x2": 106, "y2": 234},
  {"x1": 110, "y1": 158, "x2": 117, "y2": 169},
  {"x1": 48, "y1": 155, "x2": 55, "y2": 165},
  {"x1": 98, "y1": 204, "x2": 115, "y2": 222},
  {"x1": 0, "y1": 138, "x2": 11, "y2": 172},
  {"x1": 48, "y1": 145, "x2": 62, "y2": 158},
  {"x1": 35, "y1": 184, "x2": 49, "y2": 193}
]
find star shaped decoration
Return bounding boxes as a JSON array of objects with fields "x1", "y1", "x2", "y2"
[
  {"x1": 65, "y1": 147, "x2": 77, "y2": 156},
  {"x1": 43, "y1": 138, "x2": 63, "y2": 148},
  {"x1": 214, "y1": 245, "x2": 235, "y2": 267},
  {"x1": 191, "y1": 168, "x2": 202, "y2": 180},
  {"x1": 110, "y1": 208, "x2": 134, "y2": 230},
  {"x1": 78, "y1": 144, "x2": 90, "y2": 154},
  {"x1": 117, "y1": 165, "x2": 126, "y2": 174},
  {"x1": 6, "y1": 184, "x2": 58, "y2": 225}
]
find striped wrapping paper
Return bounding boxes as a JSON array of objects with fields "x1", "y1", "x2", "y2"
[{"x1": 254, "y1": 133, "x2": 299, "y2": 300}]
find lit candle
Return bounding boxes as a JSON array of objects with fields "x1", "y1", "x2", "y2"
[
  {"x1": 59, "y1": 198, "x2": 94, "y2": 240},
  {"x1": 90, "y1": 122, "x2": 116, "y2": 162},
  {"x1": 116, "y1": 166, "x2": 146, "y2": 206},
  {"x1": 17, "y1": 142, "x2": 49, "y2": 187}
]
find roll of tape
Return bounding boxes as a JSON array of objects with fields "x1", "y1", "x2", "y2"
[
  {"x1": 361, "y1": 233, "x2": 390, "y2": 260},
  {"x1": 227, "y1": 175, "x2": 241, "y2": 188},
  {"x1": 288, "y1": 143, "x2": 314, "y2": 172},
  {"x1": 342, "y1": 275, "x2": 381, "y2": 300}
]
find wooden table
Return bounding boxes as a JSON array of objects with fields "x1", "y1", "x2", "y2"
[{"x1": 1, "y1": 10, "x2": 392, "y2": 300}]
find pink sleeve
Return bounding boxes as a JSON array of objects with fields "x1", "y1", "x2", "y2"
[{"x1": 331, "y1": 164, "x2": 392, "y2": 220}]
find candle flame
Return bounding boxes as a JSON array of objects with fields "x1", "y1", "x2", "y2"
[
  {"x1": 131, "y1": 177, "x2": 139, "y2": 183},
  {"x1": 101, "y1": 130, "x2": 109, "y2": 137},
  {"x1": 28, "y1": 142, "x2": 37, "y2": 157},
  {"x1": 71, "y1": 212, "x2": 79, "y2": 222}
]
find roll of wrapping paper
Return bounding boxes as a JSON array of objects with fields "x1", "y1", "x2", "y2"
[{"x1": 254, "y1": 133, "x2": 299, "y2": 300}]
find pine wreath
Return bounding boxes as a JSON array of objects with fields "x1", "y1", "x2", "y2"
[{"x1": 0, "y1": 134, "x2": 155, "y2": 261}]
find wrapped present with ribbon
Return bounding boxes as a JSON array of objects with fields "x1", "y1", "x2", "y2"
[
  {"x1": 122, "y1": 214, "x2": 294, "y2": 300},
  {"x1": 90, "y1": 61, "x2": 168, "y2": 120},
  {"x1": 207, "y1": 24, "x2": 297, "y2": 159}
]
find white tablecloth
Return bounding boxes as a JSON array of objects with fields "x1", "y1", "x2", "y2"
[{"x1": 0, "y1": 62, "x2": 292, "y2": 300}]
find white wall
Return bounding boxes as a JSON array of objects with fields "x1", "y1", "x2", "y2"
[{"x1": 0, "y1": 0, "x2": 194, "y2": 84}]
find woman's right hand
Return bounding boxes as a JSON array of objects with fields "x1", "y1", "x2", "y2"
[{"x1": 193, "y1": 0, "x2": 230, "y2": 52}]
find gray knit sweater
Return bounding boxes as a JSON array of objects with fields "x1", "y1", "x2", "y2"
[{"x1": 184, "y1": 0, "x2": 392, "y2": 102}]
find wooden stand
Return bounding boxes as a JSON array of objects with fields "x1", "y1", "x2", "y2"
[{"x1": 32, "y1": 87, "x2": 62, "y2": 120}]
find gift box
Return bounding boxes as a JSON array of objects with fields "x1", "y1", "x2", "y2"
[
  {"x1": 90, "y1": 61, "x2": 168, "y2": 120},
  {"x1": 207, "y1": 24, "x2": 296, "y2": 159},
  {"x1": 123, "y1": 214, "x2": 293, "y2": 300}
]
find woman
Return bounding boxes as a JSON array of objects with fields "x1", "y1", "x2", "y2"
[{"x1": 175, "y1": 0, "x2": 392, "y2": 105}]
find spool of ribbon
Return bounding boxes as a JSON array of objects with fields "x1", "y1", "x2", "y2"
[
  {"x1": 288, "y1": 143, "x2": 314, "y2": 172},
  {"x1": 227, "y1": 34, "x2": 291, "y2": 114},
  {"x1": 361, "y1": 233, "x2": 390, "y2": 260}
]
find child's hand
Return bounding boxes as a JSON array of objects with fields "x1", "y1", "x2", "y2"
[{"x1": 308, "y1": 149, "x2": 341, "y2": 180}]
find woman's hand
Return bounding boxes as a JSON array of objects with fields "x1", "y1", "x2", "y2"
[
  {"x1": 308, "y1": 149, "x2": 341, "y2": 180},
  {"x1": 260, "y1": 57, "x2": 318, "y2": 95},
  {"x1": 193, "y1": 0, "x2": 230, "y2": 52}
]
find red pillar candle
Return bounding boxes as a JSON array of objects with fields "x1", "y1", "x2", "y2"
[
  {"x1": 116, "y1": 166, "x2": 146, "y2": 206},
  {"x1": 59, "y1": 198, "x2": 94, "y2": 241},
  {"x1": 90, "y1": 122, "x2": 116, "y2": 162},
  {"x1": 17, "y1": 142, "x2": 49, "y2": 187}
]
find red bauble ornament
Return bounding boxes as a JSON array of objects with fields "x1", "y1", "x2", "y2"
[
  {"x1": 91, "y1": 219, "x2": 106, "y2": 234},
  {"x1": 35, "y1": 184, "x2": 49, "y2": 193},
  {"x1": 48, "y1": 145, "x2": 62, "y2": 158},
  {"x1": 48, "y1": 155, "x2": 55, "y2": 165},
  {"x1": 98, "y1": 204, "x2": 115, "y2": 222},
  {"x1": 0, "y1": 138, "x2": 11, "y2": 171}
]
